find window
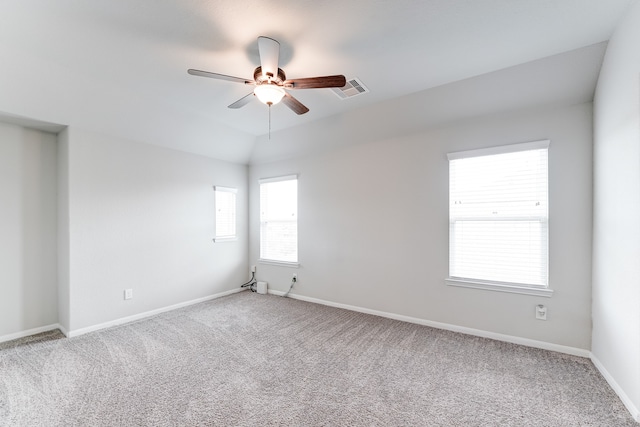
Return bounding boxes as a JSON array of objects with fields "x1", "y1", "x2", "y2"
[
  {"x1": 447, "y1": 140, "x2": 551, "y2": 297},
  {"x1": 259, "y1": 175, "x2": 298, "y2": 265},
  {"x1": 213, "y1": 186, "x2": 237, "y2": 242}
]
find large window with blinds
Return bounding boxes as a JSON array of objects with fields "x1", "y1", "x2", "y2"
[
  {"x1": 213, "y1": 186, "x2": 237, "y2": 242},
  {"x1": 447, "y1": 140, "x2": 550, "y2": 295},
  {"x1": 259, "y1": 175, "x2": 298, "y2": 264}
]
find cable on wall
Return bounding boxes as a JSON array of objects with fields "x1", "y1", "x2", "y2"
[
  {"x1": 240, "y1": 271, "x2": 257, "y2": 292},
  {"x1": 283, "y1": 276, "x2": 296, "y2": 298}
]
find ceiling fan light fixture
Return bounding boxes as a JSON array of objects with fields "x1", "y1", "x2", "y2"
[
  {"x1": 188, "y1": 36, "x2": 345, "y2": 115},
  {"x1": 254, "y1": 83, "x2": 285, "y2": 105}
]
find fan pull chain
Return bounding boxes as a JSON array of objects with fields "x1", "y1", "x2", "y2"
[{"x1": 268, "y1": 103, "x2": 271, "y2": 140}]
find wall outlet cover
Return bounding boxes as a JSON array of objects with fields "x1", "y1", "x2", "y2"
[{"x1": 536, "y1": 304, "x2": 547, "y2": 320}]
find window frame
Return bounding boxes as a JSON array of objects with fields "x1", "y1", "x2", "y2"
[
  {"x1": 446, "y1": 140, "x2": 553, "y2": 297},
  {"x1": 213, "y1": 186, "x2": 238, "y2": 243},
  {"x1": 258, "y1": 175, "x2": 299, "y2": 267}
]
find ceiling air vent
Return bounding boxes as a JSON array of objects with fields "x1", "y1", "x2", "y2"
[{"x1": 331, "y1": 77, "x2": 369, "y2": 99}]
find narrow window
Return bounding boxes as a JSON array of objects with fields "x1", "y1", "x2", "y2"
[
  {"x1": 447, "y1": 140, "x2": 550, "y2": 295},
  {"x1": 213, "y1": 186, "x2": 237, "y2": 242},
  {"x1": 259, "y1": 175, "x2": 298, "y2": 265}
]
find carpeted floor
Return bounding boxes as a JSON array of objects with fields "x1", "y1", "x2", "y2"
[{"x1": 0, "y1": 292, "x2": 636, "y2": 426}]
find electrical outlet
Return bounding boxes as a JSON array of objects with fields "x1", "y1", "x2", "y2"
[
  {"x1": 251, "y1": 265, "x2": 256, "y2": 273},
  {"x1": 292, "y1": 274, "x2": 297, "y2": 282},
  {"x1": 124, "y1": 289, "x2": 133, "y2": 300},
  {"x1": 536, "y1": 304, "x2": 547, "y2": 321}
]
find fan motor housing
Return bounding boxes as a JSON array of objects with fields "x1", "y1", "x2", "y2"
[{"x1": 254, "y1": 66, "x2": 286, "y2": 85}]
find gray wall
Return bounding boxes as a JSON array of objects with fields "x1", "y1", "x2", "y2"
[
  {"x1": 0, "y1": 122, "x2": 58, "y2": 338},
  {"x1": 1, "y1": 121, "x2": 251, "y2": 339},
  {"x1": 592, "y1": 0, "x2": 640, "y2": 420},
  {"x1": 250, "y1": 102, "x2": 593, "y2": 350},
  {"x1": 65, "y1": 128, "x2": 249, "y2": 333}
]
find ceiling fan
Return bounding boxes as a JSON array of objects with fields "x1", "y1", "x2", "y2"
[{"x1": 188, "y1": 36, "x2": 346, "y2": 115}]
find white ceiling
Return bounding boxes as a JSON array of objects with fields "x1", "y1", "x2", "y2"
[{"x1": 0, "y1": 0, "x2": 635, "y2": 164}]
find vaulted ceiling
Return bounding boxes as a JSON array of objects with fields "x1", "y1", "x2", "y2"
[{"x1": 0, "y1": 0, "x2": 635, "y2": 163}]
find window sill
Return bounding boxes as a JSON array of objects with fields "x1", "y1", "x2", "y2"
[
  {"x1": 213, "y1": 237, "x2": 237, "y2": 243},
  {"x1": 446, "y1": 278, "x2": 553, "y2": 297},
  {"x1": 259, "y1": 259, "x2": 299, "y2": 268}
]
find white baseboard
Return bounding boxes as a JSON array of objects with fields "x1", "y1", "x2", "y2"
[
  {"x1": 67, "y1": 287, "x2": 245, "y2": 338},
  {"x1": 0, "y1": 323, "x2": 63, "y2": 344},
  {"x1": 272, "y1": 291, "x2": 640, "y2": 420},
  {"x1": 269, "y1": 290, "x2": 590, "y2": 358},
  {"x1": 591, "y1": 354, "x2": 640, "y2": 422},
  {"x1": 4, "y1": 289, "x2": 638, "y2": 422},
  {"x1": 57, "y1": 324, "x2": 69, "y2": 337}
]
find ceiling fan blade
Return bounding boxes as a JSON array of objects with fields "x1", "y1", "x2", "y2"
[
  {"x1": 281, "y1": 92, "x2": 309, "y2": 115},
  {"x1": 284, "y1": 75, "x2": 347, "y2": 89},
  {"x1": 188, "y1": 69, "x2": 254, "y2": 85},
  {"x1": 257, "y1": 36, "x2": 280, "y2": 79},
  {"x1": 228, "y1": 92, "x2": 255, "y2": 109}
]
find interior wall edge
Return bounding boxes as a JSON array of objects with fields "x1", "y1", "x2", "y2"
[
  {"x1": 268, "y1": 290, "x2": 591, "y2": 358},
  {"x1": 65, "y1": 288, "x2": 245, "y2": 338},
  {"x1": 591, "y1": 353, "x2": 640, "y2": 422},
  {"x1": 0, "y1": 324, "x2": 62, "y2": 345}
]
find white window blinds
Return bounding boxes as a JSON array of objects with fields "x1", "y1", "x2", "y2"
[
  {"x1": 259, "y1": 175, "x2": 298, "y2": 263},
  {"x1": 448, "y1": 141, "x2": 549, "y2": 288},
  {"x1": 214, "y1": 186, "x2": 237, "y2": 241}
]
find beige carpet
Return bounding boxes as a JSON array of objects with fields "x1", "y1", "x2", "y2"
[{"x1": 0, "y1": 292, "x2": 636, "y2": 426}]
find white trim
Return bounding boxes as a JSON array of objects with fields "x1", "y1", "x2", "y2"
[
  {"x1": 259, "y1": 259, "x2": 299, "y2": 268},
  {"x1": 212, "y1": 186, "x2": 237, "y2": 193},
  {"x1": 258, "y1": 174, "x2": 297, "y2": 184},
  {"x1": 213, "y1": 237, "x2": 238, "y2": 243},
  {"x1": 67, "y1": 288, "x2": 244, "y2": 338},
  {"x1": 57, "y1": 324, "x2": 69, "y2": 337},
  {"x1": 446, "y1": 278, "x2": 554, "y2": 297},
  {"x1": 0, "y1": 323, "x2": 63, "y2": 344},
  {"x1": 267, "y1": 290, "x2": 588, "y2": 358},
  {"x1": 450, "y1": 216, "x2": 548, "y2": 222},
  {"x1": 214, "y1": 186, "x2": 237, "y2": 241},
  {"x1": 6, "y1": 293, "x2": 636, "y2": 422},
  {"x1": 591, "y1": 354, "x2": 640, "y2": 422},
  {"x1": 447, "y1": 139, "x2": 550, "y2": 160}
]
